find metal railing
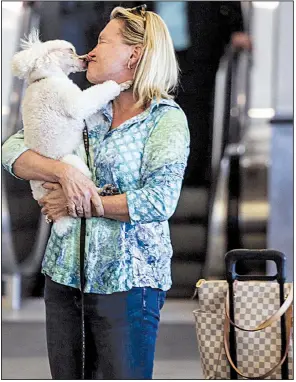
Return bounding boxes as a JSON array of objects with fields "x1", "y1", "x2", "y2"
[
  {"x1": 3, "y1": 2, "x2": 41, "y2": 142},
  {"x1": 204, "y1": 27, "x2": 253, "y2": 278}
]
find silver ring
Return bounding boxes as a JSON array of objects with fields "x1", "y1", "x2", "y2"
[{"x1": 45, "y1": 215, "x2": 52, "y2": 224}]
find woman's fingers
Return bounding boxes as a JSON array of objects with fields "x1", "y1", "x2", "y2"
[
  {"x1": 91, "y1": 193, "x2": 105, "y2": 217},
  {"x1": 82, "y1": 200, "x2": 91, "y2": 219},
  {"x1": 39, "y1": 195, "x2": 49, "y2": 206},
  {"x1": 42, "y1": 182, "x2": 61, "y2": 191},
  {"x1": 75, "y1": 204, "x2": 85, "y2": 218},
  {"x1": 57, "y1": 166, "x2": 105, "y2": 218},
  {"x1": 80, "y1": 191, "x2": 92, "y2": 218},
  {"x1": 67, "y1": 203, "x2": 78, "y2": 218}
]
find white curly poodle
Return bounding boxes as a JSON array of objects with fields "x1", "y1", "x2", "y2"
[{"x1": 11, "y1": 29, "x2": 130, "y2": 235}]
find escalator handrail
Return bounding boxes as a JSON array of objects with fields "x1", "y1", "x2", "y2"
[
  {"x1": 205, "y1": 4, "x2": 253, "y2": 276},
  {"x1": 3, "y1": 2, "x2": 41, "y2": 142},
  {"x1": 205, "y1": 47, "x2": 252, "y2": 275},
  {"x1": 211, "y1": 43, "x2": 252, "y2": 194},
  {"x1": 222, "y1": 45, "x2": 252, "y2": 152},
  {"x1": 225, "y1": 45, "x2": 252, "y2": 252}
]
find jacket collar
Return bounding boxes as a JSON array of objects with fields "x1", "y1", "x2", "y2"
[{"x1": 101, "y1": 97, "x2": 180, "y2": 124}]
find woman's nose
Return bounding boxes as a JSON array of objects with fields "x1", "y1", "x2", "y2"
[{"x1": 88, "y1": 50, "x2": 96, "y2": 58}]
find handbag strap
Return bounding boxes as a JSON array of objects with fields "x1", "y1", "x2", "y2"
[
  {"x1": 225, "y1": 284, "x2": 293, "y2": 332},
  {"x1": 223, "y1": 303, "x2": 293, "y2": 379}
]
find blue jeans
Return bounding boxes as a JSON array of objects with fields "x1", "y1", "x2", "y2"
[{"x1": 44, "y1": 276, "x2": 166, "y2": 379}]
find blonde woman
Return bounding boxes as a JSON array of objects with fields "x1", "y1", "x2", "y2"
[{"x1": 2, "y1": 5, "x2": 190, "y2": 379}]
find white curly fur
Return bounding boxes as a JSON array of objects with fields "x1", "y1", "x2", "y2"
[
  {"x1": 20, "y1": 28, "x2": 42, "y2": 50},
  {"x1": 12, "y1": 29, "x2": 122, "y2": 236}
]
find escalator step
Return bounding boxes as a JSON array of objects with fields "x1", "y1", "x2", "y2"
[
  {"x1": 9, "y1": 196, "x2": 40, "y2": 230},
  {"x1": 172, "y1": 251, "x2": 205, "y2": 262},
  {"x1": 172, "y1": 187, "x2": 208, "y2": 221},
  {"x1": 168, "y1": 260, "x2": 203, "y2": 298},
  {"x1": 7, "y1": 227, "x2": 43, "y2": 264},
  {"x1": 170, "y1": 224, "x2": 206, "y2": 255},
  {"x1": 3, "y1": 170, "x2": 33, "y2": 196}
]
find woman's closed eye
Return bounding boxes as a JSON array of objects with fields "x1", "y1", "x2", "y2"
[{"x1": 98, "y1": 36, "x2": 107, "y2": 44}]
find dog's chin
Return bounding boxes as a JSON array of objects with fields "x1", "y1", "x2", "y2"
[
  {"x1": 67, "y1": 61, "x2": 88, "y2": 75},
  {"x1": 68, "y1": 67, "x2": 87, "y2": 75}
]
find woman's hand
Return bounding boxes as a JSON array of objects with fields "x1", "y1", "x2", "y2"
[
  {"x1": 57, "y1": 165, "x2": 103, "y2": 218},
  {"x1": 39, "y1": 183, "x2": 68, "y2": 222}
]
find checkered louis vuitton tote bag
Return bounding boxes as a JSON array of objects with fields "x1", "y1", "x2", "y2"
[{"x1": 193, "y1": 250, "x2": 293, "y2": 379}]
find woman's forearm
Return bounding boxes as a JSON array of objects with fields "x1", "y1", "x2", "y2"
[
  {"x1": 14, "y1": 150, "x2": 132, "y2": 223},
  {"x1": 99, "y1": 194, "x2": 130, "y2": 223},
  {"x1": 12, "y1": 150, "x2": 68, "y2": 182}
]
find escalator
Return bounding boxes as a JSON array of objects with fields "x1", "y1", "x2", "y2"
[
  {"x1": 204, "y1": 42, "x2": 269, "y2": 279},
  {"x1": 171, "y1": 3, "x2": 271, "y2": 291},
  {"x1": 169, "y1": 43, "x2": 258, "y2": 295}
]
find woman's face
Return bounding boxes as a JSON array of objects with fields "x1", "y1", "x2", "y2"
[{"x1": 86, "y1": 19, "x2": 133, "y2": 84}]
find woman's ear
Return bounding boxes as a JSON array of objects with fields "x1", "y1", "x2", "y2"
[{"x1": 129, "y1": 45, "x2": 143, "y2": 69}]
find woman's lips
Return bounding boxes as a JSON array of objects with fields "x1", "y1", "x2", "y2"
[{"x1": 87, "y1": 60, "x2": 96, "y2": 69}]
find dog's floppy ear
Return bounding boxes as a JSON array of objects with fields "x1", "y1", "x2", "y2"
[
  {"x1": 11, "y1": 50, "x2": 36, "y2": 79},
  {"x1": 11, "y1": 28, "x2": 43, "y2": 79}
]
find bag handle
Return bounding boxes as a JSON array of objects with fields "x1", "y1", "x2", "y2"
[
  {"x1": 224, "y1": 284, "x2": 293, "y2": 331},
  {"x1": 223, "y1": 304, "x2": 293, "y2": 379},
  {"x1": 225, "y1": 249, "x2": 286, "y2": 283}
]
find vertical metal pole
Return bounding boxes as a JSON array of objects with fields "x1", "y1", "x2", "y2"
[
  {"x1": 12, "y1": 273, "x2": 22, "y2": 311},
  {"x1": 4, "y1": 273, "x2": 22, "y2": 311}
]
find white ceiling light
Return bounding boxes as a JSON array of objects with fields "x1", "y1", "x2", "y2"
[
  {"x1": 248, "y1": 108, "x2": 275, "y2": 119},
  {"x1": 2, "y1": 2, "x2": 23, "y2": 12},
  {"x1": 253, "y1": 2, "x2": 279, "y2": 10}
]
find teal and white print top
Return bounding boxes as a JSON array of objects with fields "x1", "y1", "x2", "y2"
[{"x1": 2, "y1": 98, "x2": 190, "y2": 293}]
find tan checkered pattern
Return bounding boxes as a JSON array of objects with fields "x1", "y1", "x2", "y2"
[{"x1": 193, "y1": 281, "x2": 293, "y2": 379}]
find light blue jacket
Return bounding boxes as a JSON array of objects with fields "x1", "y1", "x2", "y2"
[{"x1": 2, "y1": 98, "x2": 190, "y2": 293}]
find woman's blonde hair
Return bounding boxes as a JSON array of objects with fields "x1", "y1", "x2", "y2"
[{"x1": 110, "y1": 5, "x2": 180, "y2": 108}]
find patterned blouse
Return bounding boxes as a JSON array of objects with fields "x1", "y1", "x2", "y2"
[{"x1": 2, "y1": 98, "x2": 190, "y2": 294}]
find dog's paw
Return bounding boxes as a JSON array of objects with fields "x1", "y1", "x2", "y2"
[
  {"x1": 104, "y1": 80, "x2": 120, "y2": 89},
  {"x1": 102, "y1": 80, "x2": 121, "y2": 97},
  {"x1": 53, "y1": 217, "x2": 74, "y2": 237},
  {"x1": 120, "y1": 80, "x2": 133, "y2": 91}
]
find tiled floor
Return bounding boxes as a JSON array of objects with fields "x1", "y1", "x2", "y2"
[{"x1": 2, "y1": 298, "x2": 203, "y2": 380}]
